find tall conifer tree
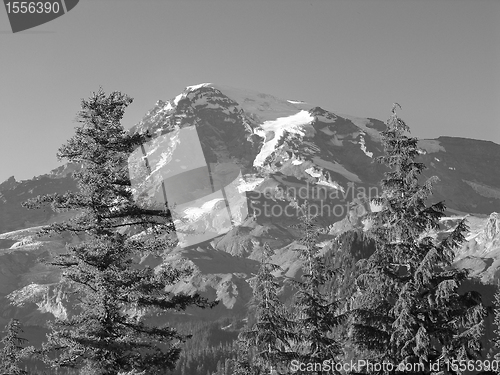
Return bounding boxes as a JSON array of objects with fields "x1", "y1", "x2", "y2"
[
  {"x1": 239, "y1": 243, "x2": 296, "y2": 374},
  {"x1": 290, "y1": 204, "x2": 346, "y2": 374},
  {"x1": 493, "y1": 284, "x2": 500, "y2": 368},
  {"x1": 23, "y1": 89, "x2": 215, "y2": 374},
  {"x1": 350, "y1": 105, "x2": 485, "y2": 374},
  {"x1": 231, "y1": 339, "x2": 258, "y2": 375},
  {"x1": 0, "y1": 319, "x2": 29, "y2": 375}
]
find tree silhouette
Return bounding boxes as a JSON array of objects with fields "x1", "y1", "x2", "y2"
[
  {"x1": 23, "y1": 89, "x2": 216, "y2": 374},
  {"x1": 350, "y1": 105, "x2": 485, "y2": 374},
  {"x1": 239, "y1": 243, "x2": 296, "y2": 374},
  {"x1": 0, "y1": 319, "x2": 29, "y2": 375},
  {"x1": 289, "y1": 203, "x2": 346, "y2": 374}
]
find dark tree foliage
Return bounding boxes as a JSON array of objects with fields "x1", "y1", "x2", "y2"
[
  {"x1": 289, "y1": 203, "x2": 346, "y2": 374},
  {"x1": 230, "y1": 339, "x2": 259, "y2": 375},
  {"x1": 239, "y1": 243, "x2": 297, "y2": 374},
  {"x1": 323, "y1": 230, "x2": 376, "y2": 308},
  {"x1": 350, "y1": 105, "x2": 485, "y2": 374},
  {"x1": 0, "y1": 319, "x2": 29, "y2": 375},
  {"x1": 321, "y1": 231, "x2": 376, "y2": 364},
  {"x1": 494, "y1": 285, "x2": 500, "y2": 368},
  {"x1": 22, "y1": 89, "x2": 216, "y2": 374}
]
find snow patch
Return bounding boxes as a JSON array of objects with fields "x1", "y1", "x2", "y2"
[
  {"x1": 312, "y1": 157, "x2": 362, "y2": 183},
  {"x1": 291, "y1": 160, "x2": 303, "y2": 165},
  {"x1": 359, "y1": 136, "x2": 373, "y2": 158},
  {"x1": 236, "y1": 177, "x2": 265, "y2": 193},
  {"x1": 173, "y1": 93, "x2": 184, "y2": 105},
  {"x1": 0, "y1": 226, "x2": 45, "y2": 241},
  {"x1": 253, "y1": 110, "x2": 315, "y2": 167},
  {"x1": 305, "y1": 167, "x2": 322, "y2": 178},
  {"x1": 183, "y1": 198, "x2": 225, "y2": 220},
  {"x1": 8, "y1": 284, "x2": 68, "y2": 320},
  {"x1": 287, "y1": 99, "x2": 305, "y2": 104},
  {"x1": 8, "y1": 283, "x2": 49, "y2": 306},
  {"x1": 317, "y1": 179, "x2": 344, "y2": 192},
  {"x1": 434, "y1": 157, "x2": 440, "y2": 162},
  {"x1": 186, "y1": 83, "x2": 211, "y2": 91}
]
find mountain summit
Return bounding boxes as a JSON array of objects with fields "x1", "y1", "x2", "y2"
[
  {"x1": 132, "y1": 83, "x2": 500, "y2": 216},
  {"x1": 0, "y1": 83, "x2": 500, "y2": 332}
]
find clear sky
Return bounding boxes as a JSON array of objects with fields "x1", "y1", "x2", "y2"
[{"x1": 1, "y1": 0, "x2": 499, "y2": 183}]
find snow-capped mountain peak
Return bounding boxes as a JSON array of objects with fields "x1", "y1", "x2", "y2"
[
  {"x1": 131, "y1": 84, "x2": 500, "y2": 217},
  {"x1": 1, "y1": 82, "x2": 500, "y2": 338},
  {"x1": 171, "y1": 83, "x2": 312, "y2": 122}
]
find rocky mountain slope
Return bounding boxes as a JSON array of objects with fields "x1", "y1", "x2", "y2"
[{"x1": 1, "y1": 83, "x2": 499, "y2": 337}]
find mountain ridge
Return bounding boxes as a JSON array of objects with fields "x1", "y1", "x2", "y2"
[{"x1": 1, "y1": 83, "x2": 499, "y2": 335}]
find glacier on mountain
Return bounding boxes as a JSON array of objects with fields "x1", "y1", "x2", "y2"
[
  {"x1": 253, "y1": 110, "x2": 315, "y2": 167},
  {"x1": 359, "y1": 135, "x2": 373, "y2": 158}
]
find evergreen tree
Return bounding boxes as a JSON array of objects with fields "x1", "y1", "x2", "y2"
[
  {"x1": 350, "y1": 104, "x2": 485, "y2": 374},
  {"x1": 289, "y1": 204, "x2": 346, "y2": 374},
  {"x1": 22, "y1": 89, "x2": 216, "y2": 374},
  {"x1": 0, "y1": 319, "x2": 29, "y2": 375},
  {"x1": 239, "y1": 243, "x2": 296, "y2": 374},
  {"x1": 494, "y1": 283, "x2": 500, "y2": 368},
  {"x1": 231, "y1": 339, "x2": 257, "y2": 375},
  {"x1": 322, "y1": 230, "x2": 376, "y2": 364}
]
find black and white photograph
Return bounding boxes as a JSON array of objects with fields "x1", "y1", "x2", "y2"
[{"x1": 1, "y1": 1, "x2": 499, "y2": 374}]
